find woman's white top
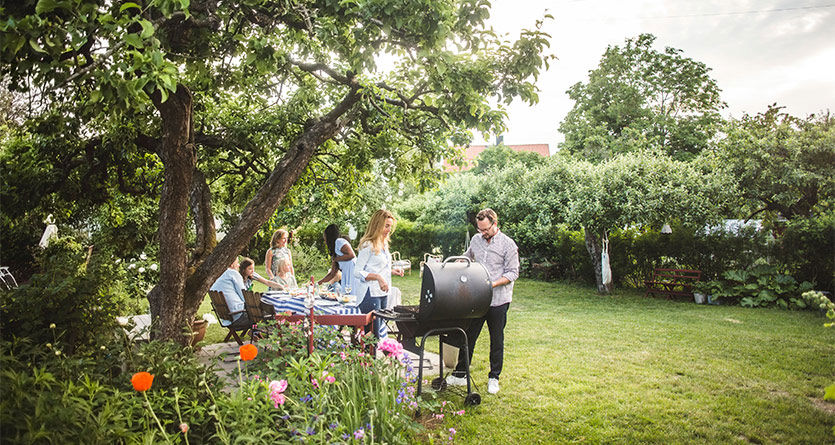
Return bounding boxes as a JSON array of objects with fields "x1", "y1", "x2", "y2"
[
  {"x1": 353, "y1": 241, "x2": 391, "y2": 299},
  {"x1": 334, "y1": 237, "x2": 356, "y2": 291}
]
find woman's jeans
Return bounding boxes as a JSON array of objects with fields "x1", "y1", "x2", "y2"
[{"x1": 357, "y1": 289, "x2": 387, "y2": 338}]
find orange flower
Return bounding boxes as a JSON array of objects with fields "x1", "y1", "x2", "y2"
[
  {"x1": 131, "y1": 372, "x2": 154, "y2": 392},
  {"x1": 239, "y1": 344, "x2": 258, "y2": 361}
]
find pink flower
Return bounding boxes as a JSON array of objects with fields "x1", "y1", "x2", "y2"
[
  {"x1": 378, "y1": 338, "x2": 404, "y2": 358},
  {"x1": 268, "y1": 380, "x2": 288, "y2": 408},
  {"x1": 269, "y1": 380, "x2": 288, "y2": 393},
  {"x1": 325, "y1": 375, "x2": 335, "y2": 383},
  {"x1": 354, "y1": 429, "x2": 365, "y2": 439},
  {"x1": 179, "y1": 423, "x2": 189, "y2": 433},
  {"x1": 311, "y1": 378, "x2": 320, "y2": 389}
]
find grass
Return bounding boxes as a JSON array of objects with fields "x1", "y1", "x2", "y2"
[{"x1": 197, "y1": 269, "x2": 835, "y2": 443}]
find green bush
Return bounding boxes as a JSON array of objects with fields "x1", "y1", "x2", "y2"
[
  {"x1": 697, "y1": 261, "x2": 815, "y2": 308},
  {"x1": 0, "y1": 236, "x2": 127, "y2": 352},
  {"x1": 774, "y1": 212, "x2": 835, "y2": 293},
  {"x1": 0, "y1": 335, "x2": 223, "y2": 444},
  {"x1": 390, "y1": 220, "x2": 469, "y2": 264}
]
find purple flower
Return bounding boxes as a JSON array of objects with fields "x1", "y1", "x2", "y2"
[
  {"x1": 354, "y1": 429, "x2": 365, "y2": 439},
  {"x1": 329, "y1": 422, "x2": 338, "y2": 429},
  {"x1": 306, "y1": 427, "x2": 316, "y2": 435},
  {"x1": 300, "y1": 394, "x2": 313, "y2": 403}
]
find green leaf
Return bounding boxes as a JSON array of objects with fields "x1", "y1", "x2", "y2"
[
  {"x1": 824, "y1": 384, "x2": 835, "y2": 401},
  {"x1": 89, "y1": 90, "x2": 102, "y2": 103},
  {"x1": 35, "y1": 0, "x2": 60, "y2": 15},
  {"x1": 125, "y1": 33, "x2": 142, "y2": 49},
  {"x1": 139, "y1": 19, "x2": 154, "y2": 39},
  {"x1": 119, "y1": 2, "x2": 141, "y2": 13},
  {"x1": 28, "y1": 39, "x2": 46, "y2": 53}
]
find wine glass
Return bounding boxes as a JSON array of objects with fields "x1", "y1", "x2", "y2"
[{"x1": 344, "y1": 285, "x2": 352, "y2": 296}]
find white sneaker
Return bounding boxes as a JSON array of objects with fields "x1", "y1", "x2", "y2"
[
  {"x1": 445, "y1": 374, "x2": 467, "y2": 386},
  {"x1": 487, "y1": 378, "x2": 500, "y2": 394}
]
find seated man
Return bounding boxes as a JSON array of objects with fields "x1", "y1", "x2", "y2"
[{"x1": 209, "y1": 258, "x2": 251, "y2": 329}]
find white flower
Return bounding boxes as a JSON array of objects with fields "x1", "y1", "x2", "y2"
[
  {"x1": 150, "y1": 263, "x2": 158, "y2": 271},
  {"x1": 140, "y1": 252, "x2": 147, "y2": 260},
  {"x1": 138, "y1": 267, "x2": 146, "y2": 273},
  {"x1": 128, "y1": 264, "x2": 136, "y2": 269},
  {"x1": 130, "y1": 258, "x2": 136, "y2": 263},
  {"x1": 115, "y1": 258, "x2": 122, "y2": 264}
]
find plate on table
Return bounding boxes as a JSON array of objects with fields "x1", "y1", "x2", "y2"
[{"x1": 337, "y1": 295, "x2": 357, "y2": 305}]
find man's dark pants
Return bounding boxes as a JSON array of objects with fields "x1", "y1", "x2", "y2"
[{"x1": 452, "y1": 302, "x2": 510, "y2": 380}]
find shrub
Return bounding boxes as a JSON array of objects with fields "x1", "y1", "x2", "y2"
[
  {"x1": 0, "y1": 236, "x2": 127, "y2": 352},
  {"x1": 390, "y1": 220, "x2": 469, "y2": 264},
  {"x1": 697, "y1": 260, "x2": 814, "y2": 308}
]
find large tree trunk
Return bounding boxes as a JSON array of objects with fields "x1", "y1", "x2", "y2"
[
  {"x1": 584, "y1": 227, "x2": 612, "y2": 294},
  {"x1": 148, "y1": 86, "x2": 195, "y2": 342},
  {"x1": 189, "y1": 168, "x2": 216, "y2": 268},
  {"x1": 148, "y1": 83, "x2": 361, "y2": 344}
]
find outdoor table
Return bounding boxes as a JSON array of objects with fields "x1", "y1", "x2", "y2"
[{"x1": 260, "y1": 292, "x2": 387, "y2": 339}]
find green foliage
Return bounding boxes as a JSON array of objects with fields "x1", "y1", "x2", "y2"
[
  {"x1": 390, "y1": 220, "x2": 470, "y2": 264},
  {"x1": 470, "y1": 144, "x2": 546, "y2": 175},
  {"x1": 0, "y1": 334, "x2": 223, "y2": 444},
  {"x1": 246, "y1": 320, "x2": 427, "y2": 442},
  {"x1": 559, "y1": 33, "x2": 725, "y2": 161},
  {"x1": 801, "y1": 291, "x2": 835, "y2": 326},
  {"x1": 0, "y1": 236, "x2": 127, "y2": 352},
  {"x1": 712, "y1": 106, "x2": 835, "y2": 220},
  {"x1": 775, "y1": 211, "x2": 835, "y2": 292},
  {"x1": 698, "y1": 261, "x2": 814, "y2": 308}
]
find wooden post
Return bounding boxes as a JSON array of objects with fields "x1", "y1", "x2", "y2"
[{"x1": 308, "y1": 306, "x2": 315, "y2": 354}]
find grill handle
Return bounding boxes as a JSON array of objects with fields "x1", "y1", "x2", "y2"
[{"x1": 442, "y1": 255, "x2": 471, "y2": 267}]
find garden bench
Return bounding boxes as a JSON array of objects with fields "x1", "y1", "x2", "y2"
[{"x1": 645, "y1": 268, "x2": 701, "y2": 299}]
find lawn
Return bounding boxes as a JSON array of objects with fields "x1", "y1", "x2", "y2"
[{"x1": 197, "y1": 269, "x2": 835, "y2": 443}]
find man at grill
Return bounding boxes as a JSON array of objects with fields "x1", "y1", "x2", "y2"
[{"x1": 446, "y1": 208, "x2": 519, "y2": 395}]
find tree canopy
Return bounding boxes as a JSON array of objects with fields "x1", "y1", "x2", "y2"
[
  {"x1": 711, "y1": 106, "x2": 835, "y2": 221},
  {"x1": 559, "y1": 33, "x2": 725, "y2": 162},
  {"x1": 1, "y1": 0, "x2": 553, "y2": 341}
]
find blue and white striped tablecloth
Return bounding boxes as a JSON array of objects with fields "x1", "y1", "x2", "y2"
[{"x1": 260, "y1": 292, "x2": 387, "y2": 338}]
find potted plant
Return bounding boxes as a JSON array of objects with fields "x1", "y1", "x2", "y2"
[{"x1": 190, "y1": 318, "x2": 209, "y2": 348}]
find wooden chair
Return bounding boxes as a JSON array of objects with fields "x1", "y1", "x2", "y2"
[
  {"x1": 392, "y1": 251, "x2": 411, "y2": 275},
  {"x1": 243, "y1": 290, "x2": 276, "y2": 341},
  {"x1": 208, "y1": 290, "x2": 250, "y2": 345}
]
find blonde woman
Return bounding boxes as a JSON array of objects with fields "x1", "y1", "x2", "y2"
[
  {"x1": 354, "y1": 209, "x2": 404, "y2": 337},
  {"x1": 265, "y1": 229, "x2": 294, "y2": 281},
  {"x1": 273, "y1": 256, "x2": 298, "y2": 291}
]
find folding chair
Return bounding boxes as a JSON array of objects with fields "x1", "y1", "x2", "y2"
[
  {"x1": 0, "y1": 266, "x2": 18, "y2": 290},
  {"x1": 243, "y1": 290, "x2": 276, "y2": 342},
  {"x1": 208, "y1": 290, "x2": 250, "y2": 345}
]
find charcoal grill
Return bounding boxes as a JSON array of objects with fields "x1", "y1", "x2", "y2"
[{"x1": 376, "y1": 256, "x2": 492, "y2": 406}]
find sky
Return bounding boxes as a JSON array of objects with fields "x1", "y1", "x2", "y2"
[{"x1": 472, "y1": 0, "x2": 835, "y2": 153}]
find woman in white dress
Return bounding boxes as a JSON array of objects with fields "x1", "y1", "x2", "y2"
[
  {"x1": 317, "y1": 224, "x2": 356, "y2": 292},
  {"x1": 354, "y1": 209, "x2": 403, "y2": 337}
]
